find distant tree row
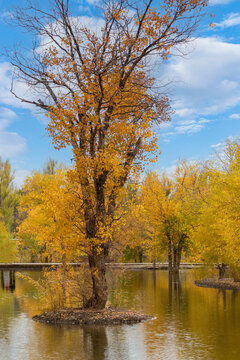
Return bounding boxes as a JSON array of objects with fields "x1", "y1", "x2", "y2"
[{"x1": 115, "y1": 140, "x2": 240, "y2": 280}]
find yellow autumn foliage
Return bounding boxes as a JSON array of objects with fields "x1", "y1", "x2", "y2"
[
  {"x1": 0, "y1": 222, "x2": 16, "y2": 263},
  {"x1": 193, "y1": 141, "x2": 240, "y2": 274},
  {"x1": 18, "y1": 169, "x2": 85, "y2": 262}
]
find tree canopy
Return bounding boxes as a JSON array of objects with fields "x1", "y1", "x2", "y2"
[{"x1": 10, "y1": 0, "x2": 208, "y2": 308}]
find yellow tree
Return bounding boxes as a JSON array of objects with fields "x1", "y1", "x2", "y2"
[
  {"x1": 114, "y1": 198, "x2": 154, "y2": 263},
  {"x1": 18, "y1": 169, "x2": 95, "y2": 307},
  {"x1": 140, "y1": 162, "x2": 206, "y2": 273},
  {"x1": 11, "y1": 0, "x2": 208, "y2": 307},
  {"x1": 18, "y1": 169, "x2": 85, "y2": 263},
  {"x1": 0, "y1": 222, "x2": 16, "y2": 262},
  {"x1": 193, "y1": 141, "x2": 240, "y2": 279},
  {"x1": 140, "y1": 171, "x2": 182, "y2": 272},
  {"x1": 173, "y1": 160, "x2": 209, "y2": 262}
]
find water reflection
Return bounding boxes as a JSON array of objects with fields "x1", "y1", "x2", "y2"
[
  {"x1": 1, "y1": 271, "x2": 15, "y2": 292},
  {"x1": 83, "y1": 326, "x2": 108, "y2": 360},
  {"x1": 0, "y1": 270, "x2": 240, "y2": 359},
  {"x1": 168, "y1": 273, "x2": 182, "y2": 310}
]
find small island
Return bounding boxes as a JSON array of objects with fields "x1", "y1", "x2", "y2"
[
  {"x1": 33, "y1": 307, "x2": 153, "y2": 326},
  {"x1": 195, "y1": 278, "x2": 240, "y2": 291}
]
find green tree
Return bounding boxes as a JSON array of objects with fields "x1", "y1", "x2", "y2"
[
  {"x1": 43, "y1": 158, "x2": 58, "y2": 176},
  {"x1": 0, "y1": 159, "x2": 19, "y2": 232},
  {"x1": 0, "y1": 222, "x2": 16, "y2": 262}
]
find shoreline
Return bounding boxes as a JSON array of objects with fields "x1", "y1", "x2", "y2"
[
  {"x1": 195, "y1": 278, "x2": 240, "y2": 290},
  {"x1": 33, "y1": 307, "x2": 154, "y2": 326},
  {"x1": 0, "y1": 262, "x2": 204, "y2": 270}
]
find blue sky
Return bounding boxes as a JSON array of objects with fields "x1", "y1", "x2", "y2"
[{"x1": 0, "y1": 0, "x2": 239, "y2": 186}]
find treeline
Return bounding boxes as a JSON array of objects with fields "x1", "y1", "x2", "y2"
[
  {"x1": 2, "y1": 140, "x2": 240, "y2": 282},
  {"x1": 115, "y1": 139, "x2": 240, "y2": 279}
]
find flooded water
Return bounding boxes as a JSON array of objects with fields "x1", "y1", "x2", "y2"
[{"x1": 0, "y1": 269, "x2": 239, "y2": 360}]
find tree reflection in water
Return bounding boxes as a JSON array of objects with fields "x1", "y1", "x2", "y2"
[
  {"x1": 1, "y1": 270, "x2": 240, "y2": 359},
  {"x1": 168, "y1": 273, "x2": 182, "y2": 310},
  {"x1": 1, "y1": 270, "x2": 15, "y2": 292},
  {"x1": 83, "y1": 326, "x2": 108, "y2": 360}
]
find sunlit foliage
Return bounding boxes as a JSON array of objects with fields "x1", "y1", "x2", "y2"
[
  {"x1": 193, "y1": 141, "x2": 240, "y2": 278},
  {"x1": 11, "y1": 0, "x2": 208, "y2": 307},
  {"x1": 18, "y1": 169, "x2": 85, "y2": 263}
]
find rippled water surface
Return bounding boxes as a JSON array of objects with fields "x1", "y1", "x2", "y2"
[{"x1": 0, "y1": 269, "x2": 240, "y2": 360}]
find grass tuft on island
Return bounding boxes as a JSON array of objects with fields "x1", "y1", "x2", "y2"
[
  {"x1": 33, "y1": 307, "x2": 154, "y2": 325},
  {"x1": 195, "y1": 278, "x2": 240, "y2": 290}
]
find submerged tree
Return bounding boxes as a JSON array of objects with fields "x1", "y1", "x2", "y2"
[{"x1": 10, "y1": 0, "x2": 208, "y2": 308}]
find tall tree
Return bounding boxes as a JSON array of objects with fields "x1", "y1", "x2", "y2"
[
  {"x1": 43, "y1": 157, "x2": 58, "y2": 176},
  {"x1": 10, "y1": 0, "x2": 208, "y2": 308},
  {"x1": 0, "y1": 159, "x2": 19, "y2": 232}
]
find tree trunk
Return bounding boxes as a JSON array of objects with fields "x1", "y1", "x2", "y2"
[
  {"x1": 138, "y1": 247, "x2": 143, "y2": 263},
  {"x1": 218, "y1": 263, "x2": 226, "y2": 280},
  {"x1": 84, "y1": 249, "x2": 108, "y2": 309},
  {"x1": 173, "y1": 248, "x2": 178, "y2": 273},
  {"x1": 173, "y1": 247, "x2": 182, "y2": 274},
  {"x1": 82, "y1": 186, "x2": 109, "y2": 309},
  {"x1": 168, "y1": 237, "x2": 173, "y2": 273},
  {"x1": 61, "y1": 254, "x2": 67, "y2": 306}
]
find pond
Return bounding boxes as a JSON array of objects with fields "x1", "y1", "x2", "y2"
[{"x1": 0, "y1": 269, "x2": 239, "y2": 360}]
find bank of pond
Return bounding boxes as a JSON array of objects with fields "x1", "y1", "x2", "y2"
[{"x1": 0, "y1": 268, "x2": 240, "y2": 360}]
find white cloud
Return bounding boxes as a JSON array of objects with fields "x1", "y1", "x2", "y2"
[
  {"x1": 175, "y1": 108, "x2": 196, "y2": 118},
  {"x1": 78, "y1": 5, "x2": 92, "y2": 14},
  {"x1": 163, "y1": 37, "x2": 240, "y2": 119},
  {"x1": 0, "y1": 106, "x2": 27, "y2": 159},
  {"x1": 177, "y1": 120, "x2": 196, "y2": 126},
  {"x1": 230, "y1": 113, "x2": 240, "y2": 119},
  {"x1": 174, "y1": 122, "x2": 204, "y2": 135},
  {"x1": 158, "y1": 121, "x2": 172, "y2": 129},
  {"x1": 0, "y1": 11, "x2": 12, "y2": 21},
  {"x1": 41, "y1": 16, "x2": 105, "y2": 50},
  {"x1": 161, "y1": 163, "x2": 178, "y2": 177},
  {"x1": 211, "y1": 142, "x2": 225, "y2": 149},
  {"x1": 0, "y1": 132, "x2": 26, "y2": 158},
  {"x1": 0, "y1": 62, "x2": 51, "y2": 128},
  {"x1": 216, "y1": 13, "x2": 240, "y2": 28},
  {"x1": 209, "y1": 0, "x2": 235, "y2": 5},
  {"x1": 160, "y1": 118, "x2": 210, "y2": 139},
  {"x1": 210, "y1": 136, "x2": 239, "y2": 155},
  {"x1": 198, "y1": 118, "x2": 211, "y2": 124},
  {"x1": 0, "y1": 107, "x2": 17, "y2": 130},
  {"x1": 0, "y1": 62, "x2": 35, "y2": 110},
  {"x1": 13, "y1": 169, "x2": 31, "y2": 188},
  {"x1": 85, "y1": 0, "x2": 101, "y2": 5}
]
